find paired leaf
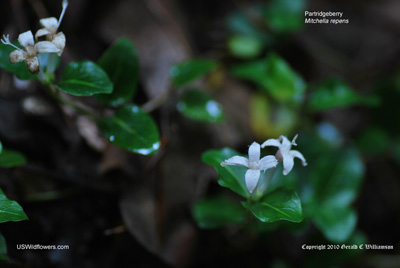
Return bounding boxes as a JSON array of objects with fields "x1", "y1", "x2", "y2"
[
  {"x1": 262, "y1": 0, "x2": 305, "y2": 32},
  {"x1": 57, "y1": 61, "x2": 113, "y2": 96},
  {"x1": 228, "y1": 35, "x2": 263, "y2": 59},
  {"x1": 202, "y1": 148, "x2": 249, "y2": 198},
  {"x1": 243, "y1": 188, "x2": 303, "y2": 223},
  {"x1": 0, "y1": 188, "x2": 28, "y2": 223},
  {"x1": 313, "y1": 206, "x2": 357, "y2": 243},
  {"x1": 177, "y1": 89, "x2": 224, "y2": 123},
  {"x1": 193, "y1": 195, "x2": 247, "y2": 229},
  {"x1": 308, "y1": 79, "x2": 379, "y2": 111},
  {"x1": 231, "y1": 53, "x2": 306, "y2": 103},
  {"x1": 98, "y1": 104, "x2": 160, "y2": 155},
  {"x1": 0, "y1": 149, "x2": 26, "y2": 168},
  {"x1": 97, "y1": 38, "x2": 139, "y2": 106},
  {"x1": 170, "y1": 59, "x2": 218, "y2": 87},
  {"x1": 0, "y1": 42, "x2": 36, "y2": 80}
]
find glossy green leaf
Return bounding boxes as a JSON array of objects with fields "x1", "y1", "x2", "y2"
[
  {"x1": 98, "y1": 104, "x2": 160, "y2": 155},
  {"x1": 170, "y1": 59, "x2": 218, "y2": 87},
  {"x1": 177, "y1": 89, "x2": 224, "y2": 123},
  {"x1": 0, "y1": 233, "x2": 8, "y2": 260},
  {"x1": 228, "y1": 35, "x2": 263, "y2": 59},
  {"x1": 314, "y1": 206, "x2": 357, "y2": 243},
  {"x1": 0, "y1": 42, "x2": 37, "y2": 80},
  {"x1": 262, "y1": 0, "x2": 305, "y2": 32},
  {"x1": 243, "y1": 188, "x2": 303, "y2": 223},
  {"x1": 202, "y1": 148, "x2": 250, "y2": 198},
  {"x1": 57, "y1": 61, "x2": 113, "y2": 96},
  {"x1": 312, "y1": 147, "x2": 364, "y2": 207},
  {"x1": 97, "y1": 38, "x2": 139, "y2": 106},
  {"x1": 0, "y1": 149, "x2": 26, "y2": 168},
  {"x1": 193, "y1": 195, "x2": 247, "y2": 229},
  {"x1": 308, "y1": 79, "x2": 380, "y2": 111},
  {"x1": 0, "y1": 188, "x2": 28, "y2": 223},
  {"x1": 231, "y1": 53, "x2": 306, "y2": 103}
]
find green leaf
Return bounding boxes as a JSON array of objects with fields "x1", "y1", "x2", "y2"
[
  {"x1": 202, "y1": 148, "x2": 250, "y2": 198},
  {"x1": 231, "y1": 52, "x2": 306, "y2": 103},
  {"x1": 0, "y1": 149, "x2": 26, "y2": 168},
  {"x1": 177, "y1": 89, "x2": 224, "y2": 123},
  {"x1": 0, "y1": 140, "x2": 2, "y2": 154},
  {"x1": 312, "y1": 147, "x2": 364, "y2": 207},
  {"x1": 228, "y1": 35, "x2": 263, "y2": 59},
  {"x1": 97, "y1": 38, "x2": 139, "y2": 106},
  {"x1": 170, "y1": 59, "x2": 218, "y2": 87},
  {"x1": 262, "y1": 0, "x2": 305, "y2": 33},
  {"x1": 193, "y1": 195, "x2": 247, "y2": 229},
  {"x1": 0, "y1": 42, "x2": 37, "y2": 80},
  {"x1": 313, "y1": 206, "x2": 357, "y2": 243},
  {"x1": 308, "y1": 79, "x2": 380, "y2": 111},
  {"x1": 57, "y1": 61, "x2": 113, "y2": 96},
  {"x1": 98, "y1": 104, "x2": 160, "y2": 155},
  {"x1": 0, "y1": 188, "x2": 28, "y2": 223},
  {"x1": 242, "y1": 188, "x2": 303, "y2": 223},
  {"x1": 0, "y1": 233, "x2": 8, "y2": 261}
]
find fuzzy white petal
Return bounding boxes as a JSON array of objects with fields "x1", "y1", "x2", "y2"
[
  {"x1": 279, "y1": 135, "x2": 292, "y2": 151},
  {"x1": 282, "y1": 154, "x2": 294, "y2": 175},
  {"x1": 290, "y1": 150, "x2": 307, "y2": 166},
  {"x1": 9, "y1": 50, "x2": 26, "y2": 63},
  {"x1": 258, "y1": 155, "x2": 278, "y2": 171},
  {"x1": 35, "y1": 41, "x2": 61, "y2": 54},
  {"x1": 35, "y1": 28, "x2": 52, "y2": 39},
  {"x1": 18, "y1": 31, "x2": 35, "y2": 48},
  {"x1": 25, "y1": 57, "x2": 39, "y2": 74},
  {"x1": 40, "y1": 17, "x2": 58, "y2": 33},
  {"x1": 248, "y1": 142, "x2": 260, "y2": 164},
  {"x1": 261, "y1": 138, "x2": 281, "y2": 148},
  {"x1": 52, "y1": 32, "x2": 66, "y2": 56},
  {"x1": 245, "y1": 169, "x2": 260, "y2": 193},
  {"x1": 221, "y1": 156, "x2": 249, "y2": 168}
]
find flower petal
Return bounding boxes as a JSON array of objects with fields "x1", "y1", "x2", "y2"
[
  {"x1": 18, "y1": 31, "x2": 35, "y2": 48},
  {"x1": 282, "y1": 154, "x2": 295, "y2": 175},
  {"x1": 52, "y1": 32, "x2": 66, "y2": 56},
  {"x1": 258, "y1": 155, "x2": 278, "y2": 171},
  {"x1": 35, "y1": 28, "x2": 52, "y2": 40},
  {"x1": 221, "y1": 156, "x2": 249, "y2": 168},
  {"x1": 245, "y1": 169, "x2": 260, "y2": 193},
  {"x1": 39, "y1": 17, "x2": 58, "y2": 33},
  {"x1": 248, "y1": 142, "x2": 260, "y2": 163},
  {"x1": 261, "y1": 138, "x2": 281, "y2": 148},
  {"x1": 9, "y1": 49, "x2": 26, "y2": 63},
  {"x1": 25, "y1": 57, "x2": 39, "y2": 74},
  {"x1": 290, "y1": 150, "x2": 307, "y2": 166},
  {"x1": 279, "y1": 135, "x2": 292, "y2": 150},
  {"x1": 35, "y1": 41, "x2": 60, "y2": 54}
]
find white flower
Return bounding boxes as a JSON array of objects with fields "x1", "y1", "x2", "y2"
[
  {"x1": 35, "y1": 0, "x2": 68, "y2": 56},
  {"x1": 221, "y1": 142, "x2": 278, "y2": 193},
  {"x1": 261, "y1": 134, "x2": 307, "y2": 176},
  {"x1": 1, "y1": 31, "x2": 60, "y2": 74}
]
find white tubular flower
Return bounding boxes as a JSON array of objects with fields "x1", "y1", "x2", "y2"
[
  {"x1": 35, "y1": 0, "x2": 68, "y2": 56},
  {"x1": 1, "y1": 31, "x2": 60, "y2": 74},
  {"x1": 221, "y1": 142, "x2": 278, "y2": 193},
  {"x1": 261, "y1": 134, "x2": 307, "y2": 176}
]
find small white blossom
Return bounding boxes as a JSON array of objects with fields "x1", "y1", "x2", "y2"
[
  {"x1": 261, "y1": 134, "x2": 307, "y2": 176},
  {"x1": 1, "y1": 31, "x2": 60, "y2": 74},
  {"x1": 35, "y1": 0, "x2": 68, "y2": 56},
  {"x1": 221, "y1": 142, "x2": 278, "y2": 193}
]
